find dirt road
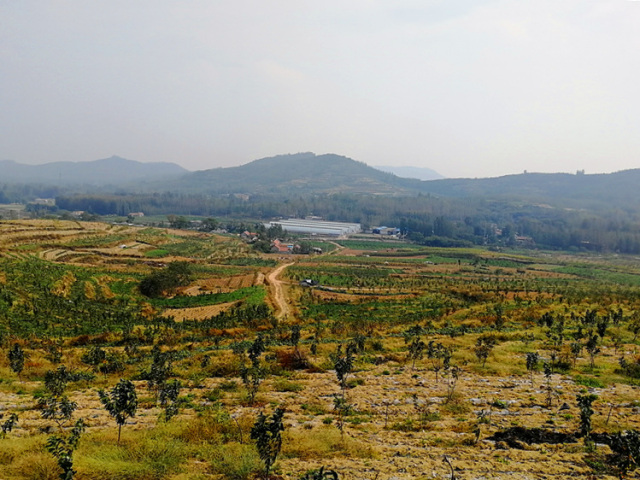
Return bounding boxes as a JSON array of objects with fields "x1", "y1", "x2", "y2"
[{"x1": 266, "y1": 262, "x2": 294, "y2": 319}]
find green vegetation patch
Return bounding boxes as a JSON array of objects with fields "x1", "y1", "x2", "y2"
[
  {"x1": 151, "y1": 286, "x2": 266, "y2": 309},
  {"x1": 222, "y1": 257, "x2": 277, "y2": 267},
  {"x1": 337, "y1": 240, "x2": 422, "y2": 251},
  {"x1": 573, "y1": 375, "x2": 606, "y2": 389},
  {"x1": 144, "y1": 249, "x2": 169, "y2": 258},
  {"x1": 553, "y1": 265, "x2": 640, "y2": 286}
]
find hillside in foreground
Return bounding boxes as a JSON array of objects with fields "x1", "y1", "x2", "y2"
[{"x1": 0, "y1": 220, "x2": 639, "y2": 479}]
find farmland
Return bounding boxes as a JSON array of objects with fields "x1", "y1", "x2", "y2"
[{"x1": 1, "y1": 219, "x2": 640, "y2": 479}]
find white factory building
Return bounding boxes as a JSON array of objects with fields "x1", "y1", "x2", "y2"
[{"x1": 265, "y1": 219, "x2": 361, "y2": 236}]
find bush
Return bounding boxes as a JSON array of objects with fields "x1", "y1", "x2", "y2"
[
  {"x1": 77, "y1": 429, "x2": 188, "y2": 480},
  {"x1": 10, "y1": 451, "x2": 61, "y2": 480},
  {"x1": 275, "y1": 348, "x2": 310, "y2": 370},
  {"x1": 618, "y1": 356, "x2": 640, "y2": 379},
  {"x1": 574, "y1": 375, "x2": 605, "y2": 389},
  {"x1": 273, "y1": 378, "x2": 304, "y2": 393},
  {"x1": 207, "y1": 442, "x2": 261, "y2": 480},
  {"x1": 139, "y1": 262, "x2": 193, "y2": 298},
  {"x1": 178, "y1": 409, "x2": 249, "y2": 445}
]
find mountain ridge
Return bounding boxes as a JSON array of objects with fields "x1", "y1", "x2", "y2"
[
  {"x1": 3, "y1": 153, "x2": 640, "y2": 210},
  {"x1": 158, "y1": 152, "x2": 426, "y2": 195},
  {"x1": 0, "y1": 156, "x2": 188, "y2": 186}
]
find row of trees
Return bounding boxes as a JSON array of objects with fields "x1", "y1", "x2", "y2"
[{"x1": 51, "y1": 191, "x2": 640, "y2": 253}]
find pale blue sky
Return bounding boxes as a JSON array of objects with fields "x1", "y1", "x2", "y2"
[{"x1": 2, "y1": 1, "x2": 639, "y2": 178}]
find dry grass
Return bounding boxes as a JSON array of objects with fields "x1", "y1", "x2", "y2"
[{"x1": 282, "y1": 426, "x2": 377, "y2": 460}]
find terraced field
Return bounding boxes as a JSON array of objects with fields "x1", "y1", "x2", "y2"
[{"x1": 1, "y1": 219, "x2": 640, "y2": 479}]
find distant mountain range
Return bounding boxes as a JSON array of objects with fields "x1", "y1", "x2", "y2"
[
  {"x1": 374, "y1": 165, "x2": 444, "y2": 181},
  {"x1": 0, "y1": 156, "x2": 188, "y2": 186},
  {"x1": 3, "y1": 153, "x2": 640, "y2": 210}
]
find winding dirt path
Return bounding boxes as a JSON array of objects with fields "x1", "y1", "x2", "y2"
[{"x1": 266, "y1": 262, "x2": 294, "y2": 320}]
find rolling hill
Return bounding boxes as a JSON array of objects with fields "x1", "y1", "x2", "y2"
[
  {"x1": 421, "y1": 169, "x2": 640, "y2": 208},
  {"x1": 0, "y1": 156, "x2": 188, "y2": 186},
  {"x1": 3, "y1": 152, "x2": 640, "y2": 212},
  {"x1": 155, "y1": 153, "x2": 640, "y2": 210},
  {"x1": 159, "y1": 152, "x2": 426, "y2": 195}
]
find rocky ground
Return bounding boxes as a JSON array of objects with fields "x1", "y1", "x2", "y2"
[{"x1": 2, "y1": 356, "x2": 638, "y2": 479}]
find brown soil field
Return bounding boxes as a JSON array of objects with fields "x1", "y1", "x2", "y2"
[{"x1": 161, "y1": 301, "x2": 240, "y2": 321}]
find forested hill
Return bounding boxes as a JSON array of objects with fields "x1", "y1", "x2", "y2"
[
  {"x1": 157, "y1": 152, "x2": 425, "y2": 194},
  {"x1": 422, "y1": 169, "x2": 640, "y2": 208},
  {"x1": 4, "y1": 153, "x2": 639, "y2": 210},
  {"x1": 152, "y1": 154, "x2": 640, "y2": 209},
  {"x1": 0, "y1": 156, "x2": 188, "y2": 186}
]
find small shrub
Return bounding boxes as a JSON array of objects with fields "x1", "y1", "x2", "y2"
[
  {"x1": 301, "y1": 402, "x2": 328, "y2": 416},
  {"x1": 299, "y1": 466, "x2": 339, "y2": 480},
  {"x1": 441, "y1": 394, "x2": 471, "y2": 415},
  {"x1": 10, "y1": 451, "x2": 60, "y2": 480},
  {"x1": 574, "y1": 375, "x2": 605, "y2": 389},
  {"x1": 346, "y1": 378, "x2": 365, "y2": 389},
  {"x1": 273, "y1": 379, "x2": 304, "y2": 393},
  {"x1": 179, "y1": 409, "x2": 249, "y2": 444},
  {"x1": 491, "y1": 399, "x2": 508, "y2": 409},
  {"x1": 208, "y1": 442, "x2": 261, "y2": 480},
  {"x1": 203, "y1": 388, "x2": 223, "y2": 403},
  {"x1": 219, "y1": 380, "x2": 239, "y2": 391},
  {"x1": 275, "y1": 349, "x2": 310, "y2": 370}
]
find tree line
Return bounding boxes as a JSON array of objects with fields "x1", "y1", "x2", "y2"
[{"x1": 16, "y1": 192, "x2": 640, "y2": 254}]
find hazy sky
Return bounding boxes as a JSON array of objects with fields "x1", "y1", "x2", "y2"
[{"x1": 2, "y1": 1, "x2": 639, "y2": 178}]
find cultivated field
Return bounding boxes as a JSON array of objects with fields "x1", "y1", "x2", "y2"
[{"x1": 1, "y1": 220, "x2": 640, "y2": 479}]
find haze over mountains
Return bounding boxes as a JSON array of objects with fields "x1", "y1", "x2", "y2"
[{"x1": 374, "y1": 165, "x2": 444, "y2": 181}]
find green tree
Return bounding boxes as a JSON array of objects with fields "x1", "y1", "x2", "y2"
[
  {"x1": 543, "y1": 362, "x2": 554, "y2": 408},
  {"x1": 98, "y1": 379, "x2": 138, "y2": 444},
  {"x1": 199, "y1": 217, "x2": 218, "y2": 232},
  {"x1": 474, "y1": 336, "x2": 495, "y2": 368},
  {"x1": 139, "y1": 261, "x2": 193, "y2": 298},
  {"x1": 608, "y1": 430, "x2": 640, "y2": 478},
  {"x1": 251, "y1": 407, "x2": 285, "y2": 479},
  {"x1": 39, "y1": 366, "x2": 78, "y2": 431},
  {"x1": 8, "y1": 343, "x2": 25, "y2": 379},
  {"x1": 158, "y1": 379, "x2": 181, "y2": 422},
  {"x1": 493, "y1": 304, "x2": 505, "y2": 331},
  {"x1": 167, "y1": 215, "x2": 189, "y2": 229},
  {"x1": 426, "y1": 341, "x2": 451, "y2": 382},
  {"x1": 585, "y1": 334, "x2": 600, "y2": 369},
  {"x1": 46, "y1": 418, "x2": 85, "y2": 480},
  {"x1": 331, "y1": 343, "x2": 356, "y2": 392},
  {"x1": 577, "y1": 393, "x2": 598, "y2": 439},
  {"x1": 406, "y1": 336, "x2": 426, "y2": 370},
  {"x1": 145, "y1": 347, "x2": 174, "y2": 399},
  {"x1": 525, "y1": 351, "x2": 539, "y2": 385},
  {"x1": 241, "y1": 336, "x2": 266, "y2": 405},
  {"x1": 1, "y1": 413, "x2": 18, "y2": 439}
]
